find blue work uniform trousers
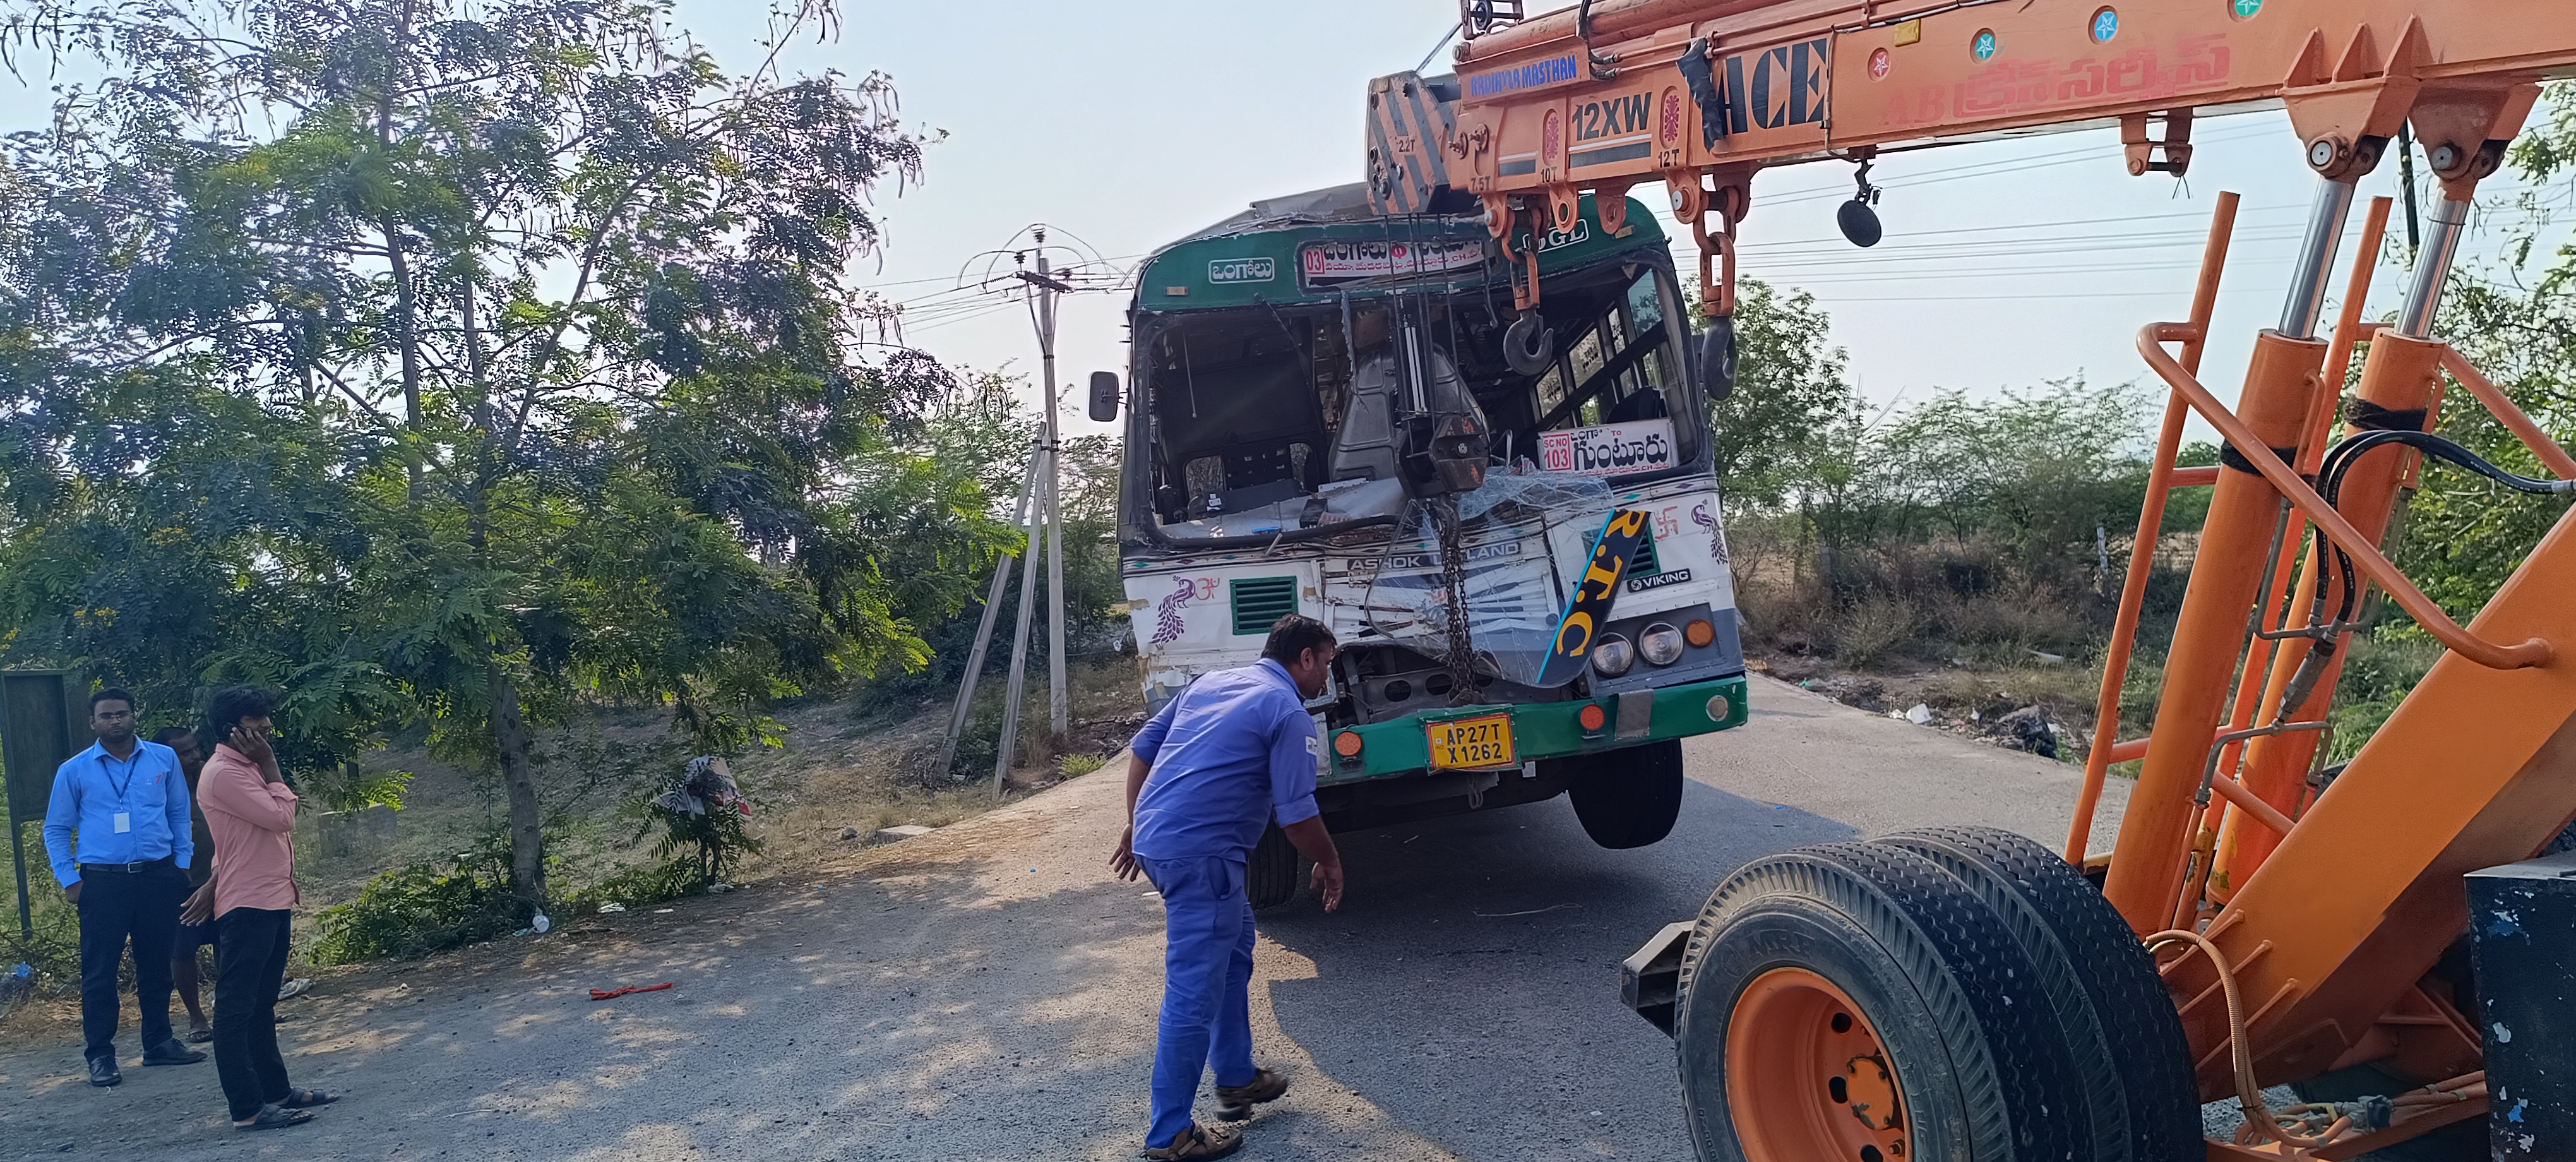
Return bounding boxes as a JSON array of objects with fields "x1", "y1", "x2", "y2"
[{"x1": 1138, "y1": 854, "x2": 1259, "y2": 1149}]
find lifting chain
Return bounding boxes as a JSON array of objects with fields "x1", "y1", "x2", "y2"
[
  {"x1": 1672, "y1": 173, "x2": 1745, "y2": 318},
  {"x1": 1434, "y1": 494, "x2": 1478, "y2": 703}
]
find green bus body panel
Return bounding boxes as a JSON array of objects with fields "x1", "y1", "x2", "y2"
[
  {"x1": 1138, "y1": 194, "x2": 1666, "y2": 313},
  {"x1": 1321, "y1": 674, "x2": 1748, "y2": 785}
]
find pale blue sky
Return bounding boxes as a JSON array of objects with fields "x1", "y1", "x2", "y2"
[
  {"x1": 689, "y1": 1, "x2": 2549, "y2": 444},
  {"x1": 7, "y1": 1, "x2": 2555, "y2": 445}
]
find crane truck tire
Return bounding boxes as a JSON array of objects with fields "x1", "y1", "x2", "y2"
[
  {"x1": 1878, "y1": 827, "x2": 2201, "y2": 1162},
  {"x1": 1671, "y1": 843, "x2": 2089, "y2": 1162},
  {"x1": 1247, "y1": 822, "x2": 1301, "y2": 911},
  {"x1": 1568, "y1": 739, "x2": 1685, "y2": 849}
]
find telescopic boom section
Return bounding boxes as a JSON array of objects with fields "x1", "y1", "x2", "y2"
[{"x1": 1404, "y1": 0, "x2": 2576, "y2": 317}]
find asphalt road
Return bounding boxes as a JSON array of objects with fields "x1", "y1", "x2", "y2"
[{"x1": 0, "y1": 675, "x2": 2132, "y2": 1161}]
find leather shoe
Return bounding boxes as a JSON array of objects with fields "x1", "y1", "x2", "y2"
[
  {"x1": 87, "y1": 1057, "x2": 121, "y2": 1087},
  {"x1": 141, "y1": 1039, "x2": 207, "y2": 1066}
]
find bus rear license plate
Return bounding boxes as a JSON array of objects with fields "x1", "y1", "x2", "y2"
[{"x1": 1428, "y1": 714, "x2": 1515, "y2": 770}]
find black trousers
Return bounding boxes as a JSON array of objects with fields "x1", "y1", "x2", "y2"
[
  {"x1": 75, "y1": 861, "x2": 184, "y2": 1063},
  {"x1": 212, "y1": 907, "x2": 294, "y2": 1122}
]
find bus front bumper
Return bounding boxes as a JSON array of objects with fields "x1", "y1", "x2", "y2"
[{"x1": 1320, "y1": 674, "x2": 1750, "y2": 785}]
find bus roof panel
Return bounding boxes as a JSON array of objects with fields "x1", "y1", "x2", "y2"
[{"x1": 1135, "y1": 189, "x2": 1665, "y2": 313}]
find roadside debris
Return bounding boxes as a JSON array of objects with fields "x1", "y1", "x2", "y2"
[
  {"x1": 588, "y1": 982, "x2": 674, "y2": 1002},
  {"x1": 872, "y1": 824, "x2": 934, "y2": 846},
  {"x1": 0, "y1": 962, "x2": 30, "y2": 1019},
  {"x1": 1986, "y1": 705, "x2": 2065, "y2": 759}
]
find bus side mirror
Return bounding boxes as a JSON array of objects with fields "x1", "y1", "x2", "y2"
[
  {"x1": 1088, "y1": 371, "x2": 1121, "y2": 422},
  {"x1": 1700, "y1": 316, "x2": 1736, "y2": 402}
]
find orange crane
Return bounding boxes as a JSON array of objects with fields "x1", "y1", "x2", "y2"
[{"x1": 1361, "y1": 3, "x2": 2576, "y2": 1159}]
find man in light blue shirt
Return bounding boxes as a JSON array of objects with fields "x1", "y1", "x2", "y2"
[
  {"x1": 1110, "y1": 614, "x2": 1345, "y2": 1160},
  {"x1": 41, "y1": 686, "x2": 205, "y2": 1086}
]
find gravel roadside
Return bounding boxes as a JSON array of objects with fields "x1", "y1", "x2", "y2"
[{"x1": 0, "y1": 674, "x2": 2132, "y2": 1161}]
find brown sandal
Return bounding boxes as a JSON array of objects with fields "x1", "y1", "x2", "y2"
[
  {"x1": 1214, "y1": 1069, "x2": 1288, "y2": 1121},
  {"x1": 1143, "y1": 1123, "x2": 1241, "y2": 1160}
]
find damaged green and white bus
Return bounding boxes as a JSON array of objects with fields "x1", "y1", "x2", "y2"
[{"x1": 1088, "y1": 183, "x2": 1749, "y2": 907}]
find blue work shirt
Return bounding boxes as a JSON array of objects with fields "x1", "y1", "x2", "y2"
[
  {"x1": 1130, "y1": 659, "x2": 1321, "y2": 861},
  {"x1": 41, "y1": 740, "x2": 191, "y2": 887}
]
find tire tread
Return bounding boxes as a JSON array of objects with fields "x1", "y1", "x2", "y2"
[
  {"x1": 1890, "y1": 827, "x2": 2202, "y2": 1162},
  {"x1": 1677, "y1": 842, "x2": 2091, "y2": 1161},
  {"x1": 1248, "y1": 823, "x2": 1299, "y2": 911}
]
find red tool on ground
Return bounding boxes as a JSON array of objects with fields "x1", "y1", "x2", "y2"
[{"x1": 588, "y1": 983, "x2": 674, "y2": 1002}]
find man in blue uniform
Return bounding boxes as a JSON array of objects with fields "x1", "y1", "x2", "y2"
[
  {"x1": 1111, "y1": 614, "x2": 1346, "y2": 1161},
  {"x1": 41, "y1": 688, "x2": 208, "y2": 1086}
]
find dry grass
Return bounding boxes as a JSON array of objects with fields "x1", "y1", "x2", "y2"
[
  {"x1": 1830, "y1": 596, "x2": 1919, "y2": 668},
  {"x1": 724, "y1": 656, "x2": 1141, "y2": 875},
  {"x1": 1728, "y1": 518, "x2": 2198, "y2": 769}
]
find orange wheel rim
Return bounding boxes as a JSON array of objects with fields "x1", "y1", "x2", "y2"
[{"x1": 1724, "y1": 967, "x2": 1910, "y2": 1162}]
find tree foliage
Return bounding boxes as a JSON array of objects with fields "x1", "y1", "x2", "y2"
[
  {"x1": 2396, "y1": 81, "x2": 2576, "y2": 614},
  {"x1": 1701, "y1": 277, "x2": 1854, "y2": 510},
  {"x1": 0, "y1": 0, "x2": 1011, "y2": 909},
  {"x1": 1801, "y1": 379, "x2": 2162, "y2": 579}
]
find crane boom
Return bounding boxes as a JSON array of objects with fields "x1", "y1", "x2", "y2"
[{"x1": 1369, "y1": 0, "x2": 2576, "y2": 323}]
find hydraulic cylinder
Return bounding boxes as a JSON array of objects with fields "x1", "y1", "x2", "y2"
[
  {"x1": 2213, "y1": 330, "x2": 2446, "y2": 896},
  {"x1": 2104, "y1": 330, "x2": 2324, "y2": 935}
]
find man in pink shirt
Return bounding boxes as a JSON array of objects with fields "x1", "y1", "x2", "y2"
[{"x1": 181, "y1": 686, "x2": 336, "y2": 1131}]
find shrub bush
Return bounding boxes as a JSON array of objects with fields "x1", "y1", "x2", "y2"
[
  {"x1": 2323, "y1": 632, "x2": 2445, "y2": 764},
  {"x1": 310, "y1": 842, "x2": 521, "y2": 965},
  {"x1": 563, "y1": 858, "x2": 707, "y2": 914},
  {"x1": 0, "y1": 876, "x2": 84, "y2": 997},
  {"x1": 639, "y1": 758, "x2": 761, "y2": 888},
  {"x1": 1831, "y1": 596, "x2": 1918, "y2": 668}
]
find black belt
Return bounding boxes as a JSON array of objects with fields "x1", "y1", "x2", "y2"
[{"x1": 78, "y1": 856, "x2": 176, "y2": 874}]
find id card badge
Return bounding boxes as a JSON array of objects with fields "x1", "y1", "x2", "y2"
[{"x1": 112, "y1": 812, "x2": 132, "y2": 834}]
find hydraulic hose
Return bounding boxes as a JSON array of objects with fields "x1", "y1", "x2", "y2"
[{"x1": 2308, "y1": 429, "x2": 2574, "y2": 626}]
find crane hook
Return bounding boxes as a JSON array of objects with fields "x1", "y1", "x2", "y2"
[
  {"x1": 1700, "y1": 314, "x2": 1737, "y2": 400},
  {"x1": 1503, "y1": 312, "x2": 1556, "y2": 376}
]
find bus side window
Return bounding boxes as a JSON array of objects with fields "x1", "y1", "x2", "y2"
[
  {"x1": 1625, "y1": 272, "x2": 1676, "y2": 398},
  {"x1": 1535, "y1": 364, "x2": 1566, "y2": 418},
  {"x1": 1568, "y1": 326, "x2": 1606, "y2": 400}
]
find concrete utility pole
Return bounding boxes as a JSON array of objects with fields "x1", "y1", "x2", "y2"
[
  {"x1": 994, "y1": 455, "x2": 1048, "y2": 793},
  {"x1": 1025, "y1": 237, "x2": 1072, "y2": 740},
  {"x1": 933, "y1": 444, "x2": 1040, "y2": 782},
  {"x1": 953, "y1": 224, "x2": 1119, "y2": 788}
]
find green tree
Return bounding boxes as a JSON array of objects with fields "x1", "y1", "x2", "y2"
[
  {"x1": 1815, "y1": 378, "x2": 2158, "y2": 577},
  {"x1": 1699, "y1": 278, "x2": 1858, "y2": 511},
  {"x1": 852, "y1": 370, "x2": 1128, "y2": 733},
  {"x1": 0, "y1": 0, "x2": 1010, "y2": 910}
]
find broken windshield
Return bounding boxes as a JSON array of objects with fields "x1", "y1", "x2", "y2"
[{"x1": 1124, "y1": 256, "x2": 1702, "y2": 551}]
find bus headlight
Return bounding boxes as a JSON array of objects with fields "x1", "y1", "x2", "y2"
[
  {"x1": 1591, "y1": 634, "x2": 1635, "y2": 677},
  {"x1": 1639, "y1": 623, "x2": 1686, "y2": 666}
]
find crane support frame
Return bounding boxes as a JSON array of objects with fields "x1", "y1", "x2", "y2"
[{"x1": 1500, "y1": 3, "x2": 2576, "y2": 1154}]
